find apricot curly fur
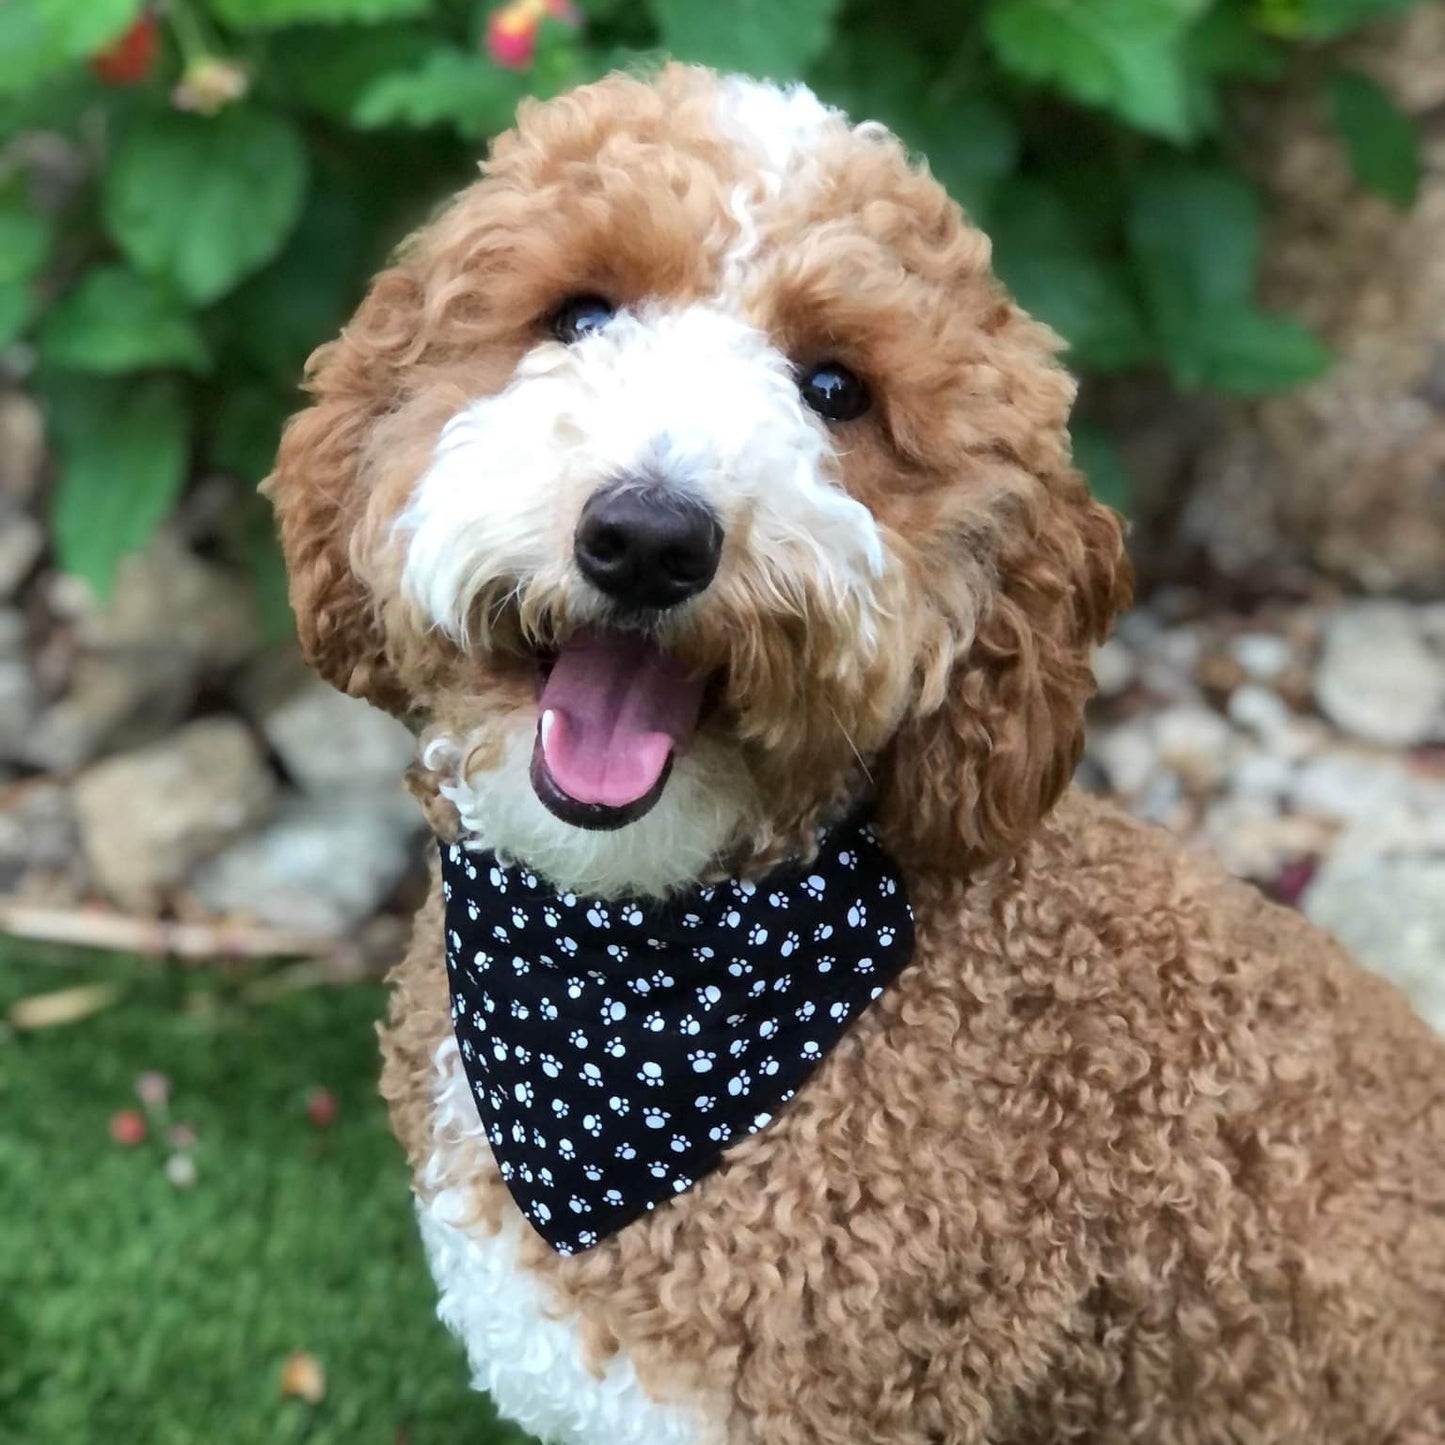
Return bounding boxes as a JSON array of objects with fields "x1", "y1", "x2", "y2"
[
  {"x1": 383, "y1": 796, "x2": 1445, "y2": 1443},
  {"x1": 273, "y1": 63, "x2": 1444, "y2": 1445}
]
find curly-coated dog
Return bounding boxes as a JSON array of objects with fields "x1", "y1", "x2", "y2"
[{"x1": 265, "y1": 64, "x2": 1445, "y2": 1445}]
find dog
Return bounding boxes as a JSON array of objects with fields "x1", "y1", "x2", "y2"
[{"x1": 265, "y1": 64, "x2": 1445, "y2": 1445}]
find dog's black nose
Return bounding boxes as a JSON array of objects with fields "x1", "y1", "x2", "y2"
[{"x1": 574, "y1": 482, "x2": 723, "y2": 611}]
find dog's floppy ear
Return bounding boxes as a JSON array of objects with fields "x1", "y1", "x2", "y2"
[
  {"x1": 262, "y1": 267, "x2": 425, "y2": 717},
  {"x1": 877, "y1": 466, "x2": 1131, "y2": 874}
]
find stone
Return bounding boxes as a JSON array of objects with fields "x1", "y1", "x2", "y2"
[
  {"x1": 1315, "y1": 601, "x2": 1445, "y2": 747},
  {"x1": 1087, "y1": 718, "x2": 1160, "y2": 798},
  {"x1": 241, "y1": 655, "x2": 414, "y2": 794},
  {"x1": 22, "y1": 533, "x2": 261, "y2": 772},
  {"x1": 188, "y1": 790, "x2": 423, "y2": 935},
  {"x1": 1153, "y1": 703, "x2": 1236, "y2": 791},
  {"x1": 1201, "y1": 796, "x2": 1334, "y2": 881},
  {"x1": 1288, "y1": 750, "x2": 1416, "y2": 824},
  {"x1": 1090, "y1": 638, "x2": 1136, "y2": 699},
  {"x1": 0, "y1": 391, "x2": 44, "y2": 505},
  {"x1": 80, "y1": 530, "x2": 259, "y2": 667},
  {"x1": 72, "y1": 718, "x2": 276, "y2": 911},
  {"x1": 0, "y1": 656, "x2": 38, "y2": 761},
  {"x1": 1228, "y1": 631, "x2": 1293, "y2": 683},
  {"x1": 1304, "y1": 808, "x2": 1445, "y2": 1032},
  {"x1": 0, "y1": 513, "x2": 43, "y2": 600},
  {"x1": 0, "y1": 779, "x2": 77, "y2": 887},
  {"x1": 1226, "y1": 683, "x2": 1295, "y2": 742},
  {"x1": 1228, "y1": 748, "x2": 1297, "y2": 804}
]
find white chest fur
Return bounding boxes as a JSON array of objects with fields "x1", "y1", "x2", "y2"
[{"x1": 417, "y1": 1039, "x2": 723, "y2": 1445}]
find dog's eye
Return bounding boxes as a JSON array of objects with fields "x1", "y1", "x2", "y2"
[
  {"x1": 551, "y1": 296, "x2": 615, "y2": 344},
  {"x1": 798, "y1": 362, "x2": 870, "y2": 422}
]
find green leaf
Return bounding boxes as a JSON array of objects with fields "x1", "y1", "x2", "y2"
[
  {"x1": 1125, "y1": 163, "x2": 1330, "y2": 393},
  {"x1": 1292, "y1": 0, "x2": 1418, "y2": 40},
  {"x1": 1071, "y1": 424, "x2": 1132, "y2": 513},
  {"x1": 204, "y1": 0, "x2": 432, "y2": 27},
  {"x1": 649, "y1": 0, "x2": 840, "y2": 78},
  {"x1": 352, "y1": 48, "x2": 528, "y2": 136},
  {"x1": 39, "y1": 265, "x2": 209, "y2": 374},
  {"x1": 0, "y1": 0, "x2": 142, "y2": 96},
  {"x1": 0, "y1": 190, "x2": 53, "y2": 285},
  {"x1": 0, "y1": 281, "x2": 38, "y2": 349},
  {"x1": 218, "y1": 169, "x2": 373, "y2": 382},
  {"x1": 46, "y1": 376, "x2": 190, "y2": 598},
  {"x1": 104, "y1": 107, "x2": 309, "y2": 306},
  {"x1": 985, "y1": 0, "x2": 1208, "y2": 142},
  {"x1": 266, "y1": 22, "x2": 436, "y2": 121},
  {"x1": 989, "y1": 181, "x2": 1151, "y2": 372},
  {"x1": 1125, "y1": 162, "x2": 1260, "y2": 352},
  {"x1": 209, "y1": 380, "x2": 293, "y2": 484},
  {"x1": 812, "y1": 31, "x2": 1017, "y2": 219},
  {"x1": 1329, "y1": 70, "x2": 1420, "y2": 208},
  {"x1": 1193, "y1": 310, "x2": 1331, "y2": 394},
  {"x1": 1177, "y1": 2, "x2": 1286, "y2": 134}
]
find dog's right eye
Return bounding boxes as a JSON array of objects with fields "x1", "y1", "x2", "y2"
[{"x1": 550, "y1": 296, "x2": 615, "y2": 344}]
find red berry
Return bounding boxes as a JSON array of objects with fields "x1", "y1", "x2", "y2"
[
  {"x1": 109, "y1": 1108, "x2": 148, "y2": 1146},
  {"x1": 306, "y1": 1088, "x2": 338, "y2": 1128},
  {"x1": 91, "y1": 14, "x2": 159, "y2": 86}
]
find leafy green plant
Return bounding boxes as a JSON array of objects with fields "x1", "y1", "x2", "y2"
[{"x1": 0, "y1": 0, "x2": 1427, "y2": 607}]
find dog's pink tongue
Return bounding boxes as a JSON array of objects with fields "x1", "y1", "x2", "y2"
[{"x1": 538, "y1": 628, "x2": 705, "y2": 808}]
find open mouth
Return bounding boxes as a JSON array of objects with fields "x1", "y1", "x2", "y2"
[{"x1": 529, "y1": 625, "x2": 708, "y2": 831}]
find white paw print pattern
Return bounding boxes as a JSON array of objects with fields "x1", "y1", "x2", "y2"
[{"x1": 438, "y1": 810, "x2": 911, "y2": 1253}]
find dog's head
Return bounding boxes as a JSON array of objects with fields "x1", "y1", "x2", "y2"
[{"x1": 265, "y1": 66, "x2": 1130, "y2": 897}]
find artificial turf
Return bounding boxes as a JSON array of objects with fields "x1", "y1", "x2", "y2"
[{"x1": 0, "y1": 942, "x2": 535, "y2": 1445}]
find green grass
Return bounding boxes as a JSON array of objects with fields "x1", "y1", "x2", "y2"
[{"x1": 0, "y1": 943, "x2": 532, "y2": 1445}]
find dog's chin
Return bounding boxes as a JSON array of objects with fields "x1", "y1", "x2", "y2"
[{"x1": 529, "y1": 739, "x2": 674, "y2": 832}]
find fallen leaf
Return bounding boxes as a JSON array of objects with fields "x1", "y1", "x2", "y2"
[
  {"x1": 8, "y1": 984, "x2": 121, "y2": 1031},
  {"x1": 280, "y1": 1350, "x2": 327, "y2": 1404}
]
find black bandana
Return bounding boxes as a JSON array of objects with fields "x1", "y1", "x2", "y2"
[{"x1": 440, "y1": 812, "x2": 915, "y2": 1254}]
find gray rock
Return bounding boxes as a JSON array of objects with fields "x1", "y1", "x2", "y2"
[
  {"x1": 23, "y1": 533, "x2": 261, "y2": 772},
  {"x1": 80, "y1": 530, "x2": 258, "y2": 667},
  {"x1": 1315, "y1": 601, "x2": 1445, "y2": 747},
  {"x1": 188, "y1": 790, "x2": 423, "y2": 935},
  {"x1": 242, "y1": 657, "x2": 414, "y2": 794},
  {"x1": 0, "y1": 513, "x2": 43, "y2": 600},
  {"x1": 1304, "y1": 809, "x2": 1445, "y2": 1032},
  {"x1": 72, "y1": 718, "x2": 276, "y2": 911},
  {"x1": 0, "y1": 779, "x2": 77, "y2": 880},
  {"x1": 0, "y1": 656, "x2": 38, "y2": 761}
]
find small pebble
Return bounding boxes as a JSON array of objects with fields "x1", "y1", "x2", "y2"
[
  {"x1": 164, "y1": 1153, "x2": 197, "y2": 1189},
  {"x1": 135, "y1": 1071, "x2": 170, "y2": 1110},
  {"x1": 1228, "y1": 632, "x2": 1293, "y2": 682}
]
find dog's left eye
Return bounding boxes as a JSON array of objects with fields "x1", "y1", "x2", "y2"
[
  {"x1": 551, "y1": 296, "x2": 615, "y2": 344},
  {"x1": 798, "y1": 362, "x2": 870, "y2": 422}
]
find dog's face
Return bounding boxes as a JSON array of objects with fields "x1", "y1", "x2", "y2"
[{"x1": 266, "y1": 67, "x2": 1130, "y2": 897}]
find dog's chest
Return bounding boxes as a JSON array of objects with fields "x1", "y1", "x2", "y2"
[{"x1": 418, "y1": 1038, "x2": 725, "y2": 1445}]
